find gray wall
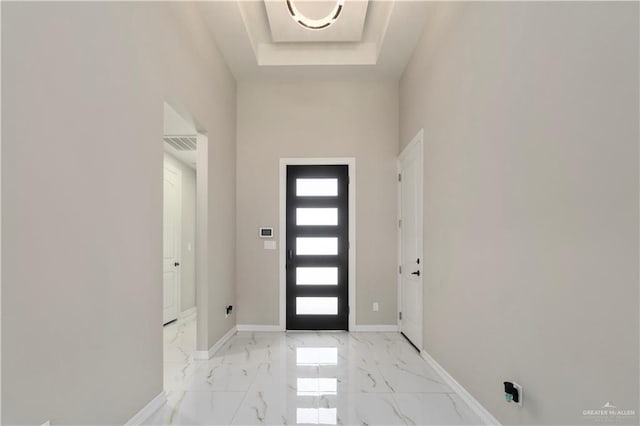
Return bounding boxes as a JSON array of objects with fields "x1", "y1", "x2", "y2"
[
  {"x1": 400, "y1": 2, "x2": 638, "y2": 424},
  {"x1": 1, "y1": 2, "x2": 236, "y2": 424},
  {"x1": 236, "y1": 81, "x2": 398, "y2": 326},
  {"x1": 164, "y1": 153, "x2": 196, "y2": 313}
]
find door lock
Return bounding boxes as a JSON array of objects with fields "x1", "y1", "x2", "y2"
[{"x1": 411, "y1": 270, "x2": 420, "y2": 276}]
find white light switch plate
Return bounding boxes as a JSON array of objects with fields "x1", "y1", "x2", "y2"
[{"x1": 264, "y1": 241, "x2": 277, "y2": 250}]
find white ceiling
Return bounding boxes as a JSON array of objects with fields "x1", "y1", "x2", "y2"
[{"x1": 197, "y1": 0, "x2": 429, "y2": 81}]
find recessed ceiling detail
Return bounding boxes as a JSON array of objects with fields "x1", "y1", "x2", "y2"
[
  {"x1": 265, "y1": 0, "x2": 369, "y2": 43},
  {"x1": 197, "y1": 0, "x2": 430, "y2": 80},
  {"x1": 286, "y1": 0, "x2": 344, "y2": 30}
]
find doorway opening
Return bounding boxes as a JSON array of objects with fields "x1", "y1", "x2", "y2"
[
  {"x1": 162, "y1": 101, "x2": 203, "y2": 392},
  {"x1": 398, "y1": 130, "x2": 424, "y2": 350},
  {"x1": 279, "y1": 158, "x2": 356, "y2": 331}
]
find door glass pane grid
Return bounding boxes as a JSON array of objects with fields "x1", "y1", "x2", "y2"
[
  {"x1": 296, "y1": 237, "x2": 338, "y2": 256},
  {"x1": 296, "y1": 178, "x2": 338, "y2": 197},
  {"x1": 287, "y1": 165, "x2": 348, "y2": 330},
  {"x1": 296, "y1": 267, "x2": 338, "y2": 285},
  {"x1": 296, "y1": 297, "x2": 338, "y2": 315},
  {"x1": 296, "y1": 208, "x2": 338, "y2": 226}
]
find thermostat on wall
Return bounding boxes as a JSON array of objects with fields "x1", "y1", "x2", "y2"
[{"x1": 259, "y1": 227, "x2": 273, "y2": 239}]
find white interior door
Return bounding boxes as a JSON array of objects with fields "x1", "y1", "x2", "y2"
[
  {"x1": 399, "y1": 132, "x2": 423, "y2": 349},
  {"x1": 163, "y1": 163, "x2": 181, "y2": 325}
]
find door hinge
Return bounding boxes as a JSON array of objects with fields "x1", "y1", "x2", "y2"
[
  {"x1": 398, "y1": 173, "x2": 402, "y2": 182},
  {"x1": 399, "y1": 312, "x2": 403, "y2": 320},
  {"x1": 399, "y1": 265, "x2": 402, "y2": 274},
  {"x1": 348, "y1": 175, "x2": 350, "y2": 184},
  {"x1": 398, "y1": 219, "x2": 402, "y2": 228}
]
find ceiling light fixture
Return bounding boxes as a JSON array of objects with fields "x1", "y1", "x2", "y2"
[{"x1": 286, "y1": 0, "x2": 345, "y2": 30}]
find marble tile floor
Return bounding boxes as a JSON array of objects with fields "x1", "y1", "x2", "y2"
[
  {"x1": 148, "y1": 321, "x2": 482, "y2": 425},
  {"x1": 163, "y1": 315, "x2": 198, "y2": 392}
]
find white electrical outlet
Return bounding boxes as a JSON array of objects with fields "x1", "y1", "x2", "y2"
[
  {"x1": 512, "y1": 382, "x2": 523, "y2": 406},
  {"x1": 373, "y1": 302, "x2": 379, "y2": 311}
]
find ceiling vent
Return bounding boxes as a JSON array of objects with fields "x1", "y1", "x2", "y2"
[{"x1": 163, "y1": 135, "x2": 197, "y2": 151}]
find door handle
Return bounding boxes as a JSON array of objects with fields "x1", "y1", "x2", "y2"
[
  {"x1": 286, "y1": 249, "x2": 293, "y2": 270},
  {"x1": 411, "y1": 270, "x2": 420, "y2": 276},
  {"x1": 174, "y1": 262, "x2": 180, "y2": 267}
]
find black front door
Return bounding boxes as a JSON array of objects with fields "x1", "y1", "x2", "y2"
[{"x1": 286, "y1": 165, "x2": 349, "y2": 330}]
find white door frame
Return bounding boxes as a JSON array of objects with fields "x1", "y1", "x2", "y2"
[
  {"x1": 194, "y1": 132, "x2": 208, "y2": 354},
  {"x1": 397, "y1": 129, "x2": 424, "y2": 347},
  {"x1": 279, "y1": 158, "x2": 356, "y2": 331},
  {"x1": 163, "y1": 161, "x2": 182, "y2": 324},
  {"x1": 162, "y1": 100, "x2": 209, "y2": 355}
]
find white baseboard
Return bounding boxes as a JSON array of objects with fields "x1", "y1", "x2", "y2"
[
  {"x1": 193, "y1": 325, "x2": 237, "y2": 360},
  {"x1": 124, "y1": 392, "x2": 166, "y2": 426},
  {"x1": 420, "y1": 350, "x2": 500, "y2": 426},
  {"x1": 236, "y1": 324, "x2": 284, "y2": 332},
  {"x1": 351, "y1": 325, "x2": 399, "y2": 332},
  {"x1": 178, "y1": 307, "x2": 196, "y2": 321}
]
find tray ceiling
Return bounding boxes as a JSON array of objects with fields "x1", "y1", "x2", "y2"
[
  {"x1": 197, "y1": 0, "x2": 429, "y2": 80},
  {"x1": 265, "y1": 0, "x2": 369, "y2": 43}
]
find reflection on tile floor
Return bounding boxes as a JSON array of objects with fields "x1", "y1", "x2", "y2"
[{"x1": 147, "y1": 320, "x2": 481, "y2": 425}]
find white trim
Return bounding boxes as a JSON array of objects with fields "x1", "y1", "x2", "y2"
[
  {"x1": 397, "y1": 129, "x2": 424, "y2": 349},
  {"x1": 124, "y1": 392, "x2": 167, "y2": 426},
  {"x1": 179, "y1": 306, "x2": 197, "y2": 321},
  {"x1": 194, "y1": 132, "x2": 209, "y2": 360},
  {"x1": 396, "y1": 149, "x2": 402, "y2": 335},
  {"x1": 193, "y1": 325, "x2": 237, "y2": 360},
  {"x1": 163, "y1": 161, "x2": 182, "y2": 325},
  {"x1": 351, "y1": 325, "x2": 399, "y2": 332},
  {"x1": 0, "y1": 3, "x2": 3, "y2": 419},
  {"x1": 236, "y1": 324, "x2": 282, "y2": 332},
  {"x1": 279, "y1": 158, "x2": 356, "y2": 331},
  {"x1": 420, "y1": 350, "x2": 501, "y2": 426}
]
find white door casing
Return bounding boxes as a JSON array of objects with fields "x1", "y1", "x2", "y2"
[
  {"x1": 398, "y1": 130, "x2": 424, "y2": 349},
  {"x1": 163, "y1": 163, "x2": 181, "y2": 325}
]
